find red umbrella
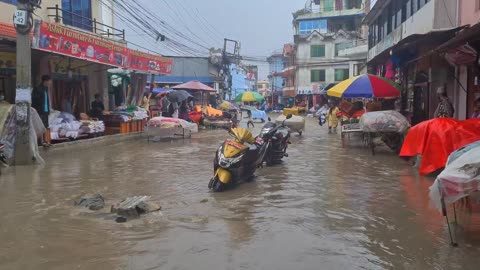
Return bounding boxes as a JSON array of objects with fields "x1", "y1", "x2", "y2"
[{"x1": 172, "y1": 81, "x2": 216, "y2": 92}]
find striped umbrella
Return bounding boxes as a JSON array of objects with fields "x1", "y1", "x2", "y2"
[
  {"x1": 219, "y1": 101, "x2": 239, "y2": 111},
  {"x1": 234, "y1": 91, "x2": 264, "y2": 102},
  {"x1": 327, "y1": 74, "x2": 401, "y2": 98}
]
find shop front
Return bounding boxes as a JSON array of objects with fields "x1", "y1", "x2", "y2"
[{"x1": 29, "y1": 21, "x2": 173, "y2": 141}]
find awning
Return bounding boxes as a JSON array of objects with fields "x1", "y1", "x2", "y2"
[
  {"x1": 0, "y1": 22, "x2": 16, "y2": 41},
  {"x1": 435, "y1": 22, "x2": 480, "y2": 53},
  {"x1": 172, "y1": 80, "x2": 216, "y2": 92}
]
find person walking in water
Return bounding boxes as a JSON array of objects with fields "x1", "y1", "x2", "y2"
[{"x1": 327, "y1": 102, "x2": 340, "y2": 134}]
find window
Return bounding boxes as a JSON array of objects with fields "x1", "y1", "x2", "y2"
[
  {"x1": 311, "y1": 70, "x2": 326, "y2": 82},
  {"x1": 62, "y1": 0, "x2": 92, "y2": 31},
  {"x1": 299, "y1": 19, "x2": 327, "y2": 35},
  {"x1": 311, "y1": 45, "x2": 325, "y2": 57},
  {"x1": 335, "y1": 42, "x2": 354, "y2": 56},
  {"x1": 335, "y1": 69, "x2": 350, "y2": 81},
  {"x1": 0, "y1": 0, "x2": 17, "y2": 4},
  {"x1": 324, "y1": 0, "x2": 334, "y2": 12}
]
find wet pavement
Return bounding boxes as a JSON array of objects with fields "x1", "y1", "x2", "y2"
[{"x1": 1, "y1": 116, "x2": 480, "y2": 270}]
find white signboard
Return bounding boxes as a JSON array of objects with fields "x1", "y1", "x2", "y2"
[
  {"x1": 15, "y1": 88, "x2": 32, "y2": 103},
  {"x1": 13, "y1": 10, "x2": 28, "y2": 26}
]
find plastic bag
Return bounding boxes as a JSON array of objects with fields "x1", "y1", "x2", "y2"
[{"x1": 360, "y1": 110, "x2": 410, "y2": 133}]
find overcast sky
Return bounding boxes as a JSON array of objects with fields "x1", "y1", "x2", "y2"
[{"x1": 117, "y1": 0, "x2": 306, "y2": 80}]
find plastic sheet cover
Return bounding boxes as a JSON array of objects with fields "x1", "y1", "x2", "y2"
[
  {"x1": 359, "y1": 110, "x2": 410, "y2": 133},
  {"x1": 429, "y1": 141, "x2": 480, "y2": 212},
  {"x1": 400, "y1": 118, "x2": 480, "y2": 175},
  {"x1": 0, "y1": 106, "x2": 45, "y2": 165}
]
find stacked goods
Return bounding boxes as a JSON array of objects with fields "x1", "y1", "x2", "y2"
[
  {"x1": 80, "y1": 120, "x2": 105, "y2": 134},
  {"x1": 359, "y1": 110, "x2": 410, "y2": 133}
]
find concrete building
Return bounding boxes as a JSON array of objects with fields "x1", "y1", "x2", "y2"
[
  {"x1": 0, "y1": 0, "x2": 120, "y2": 111},
  {"x1": 292, "y1": 0, "x2": 368, "y2": 108},
  {"x1": 150, "y1": 57, "x2": 220, "y2": 89},
  {"x1": 256, "y1": 80, "x2": 269, "y2": 96},
  {"x1": 364, "y1": 0, "x2": 463, "y2": 124},
  {"x1": 267, "y1": 52, "x2": 286, "y2": 105}
]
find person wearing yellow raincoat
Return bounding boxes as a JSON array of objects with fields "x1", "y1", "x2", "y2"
[{"x1": 327, "y1": 105, "x2": 340, "y2": 134}]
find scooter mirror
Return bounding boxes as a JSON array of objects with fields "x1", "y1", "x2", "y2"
[{"x1": 286, "y1": 114, "x2": 293, "y2": 119}]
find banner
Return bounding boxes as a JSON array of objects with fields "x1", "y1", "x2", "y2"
[
  {"x1": 128, "y1": 49, "x2": 173, "y2": 74},
  {"x1": 33, "y1": 22, "x2": 173, "y2": 75}
]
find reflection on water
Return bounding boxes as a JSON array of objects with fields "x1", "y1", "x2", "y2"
[{"x1": 1, "y1": 118, "x2": 480, "y2": 270}]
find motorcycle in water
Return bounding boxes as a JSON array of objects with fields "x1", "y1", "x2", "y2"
[
  {"x1": 209, "y1": 127, "x2": 268, "y2": 192},
  {"x1": 259, "y1": 114, "x2": 293, "y2": 166}
]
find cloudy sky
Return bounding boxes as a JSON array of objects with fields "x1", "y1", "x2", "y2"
[{"x1": 116, "y1": 0, "x2": 306, "y2": 79}]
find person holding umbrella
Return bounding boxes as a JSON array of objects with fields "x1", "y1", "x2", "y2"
[{"x1": 160, "y1": 92, "x2": 171, "y2": 117}]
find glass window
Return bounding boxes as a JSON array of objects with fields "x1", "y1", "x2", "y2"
[
  {"x1": 0, "y1": 0, "x2": 17, "y2": 4},
  {"x1": 311, "y1": 45, "x2": 325, "y2": 57},
  {"x1": 311, "y1": 70, "x2": 326, "y2": 82},
  {"x1": 335, "y1": 69, "x2": 350, "y2": 81},
  {"x1": 62, "y1": 0, "x2": 92, "y2": 31},
  {"x1": 299, "y1": 20, "x2": 327, "y2": 35}
]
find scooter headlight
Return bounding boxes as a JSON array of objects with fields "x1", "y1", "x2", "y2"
[{"x1": 218, "y1": 152, "x2": 245, "y2": 169}]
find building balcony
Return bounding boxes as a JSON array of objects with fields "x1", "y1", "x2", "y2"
[
  {"x1": 47, "y1": 5, "x2": 125, "y2": 40},
  {"x1": 338, "y1": 39, "x2": 368, "y2": 57}
]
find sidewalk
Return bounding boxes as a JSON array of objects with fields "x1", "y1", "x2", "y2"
[{"x1": 40, "y1": 132, "x2": 145, "y2": 155}]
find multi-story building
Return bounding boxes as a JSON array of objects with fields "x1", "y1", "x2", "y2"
[
  {"x1": 292, "y1": 0, "x2": 368, "y2": 108},
  {"x1": 0, "y1": 0, "x2": 172, "y2": 115},
  {"x1": 364, "y1": 0, "x2": 460, "y2": 124},
  {"x1": 256, "y1": 80, "x2": 270, "y2": 96},
  {"x1": 267, "y1": 52, "x2": 286, "y2": 106}
]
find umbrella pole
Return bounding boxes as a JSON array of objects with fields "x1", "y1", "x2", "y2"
[{"x1": 453, "y1": 203, "x2": 458, "y2": 224}]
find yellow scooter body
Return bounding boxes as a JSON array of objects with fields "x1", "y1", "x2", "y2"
[{"x1": 215, "y1": 128, "x2": 256, "y2": 184}]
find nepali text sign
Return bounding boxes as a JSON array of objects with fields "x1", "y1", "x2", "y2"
[{"x1": 33, "y1": 22, "x2": 173, "y2": 74}]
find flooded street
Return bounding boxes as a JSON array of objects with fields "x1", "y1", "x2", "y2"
[{"x1": 1, "y1": 117, "x2": 480, "y2": 270}]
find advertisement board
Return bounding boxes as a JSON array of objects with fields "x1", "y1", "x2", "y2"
[{"x1": 33, "y1": 22, "x2": 173, "y2": 75}]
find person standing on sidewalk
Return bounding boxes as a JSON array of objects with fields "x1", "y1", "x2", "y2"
[
  {"x1": 32, "y1": 75, "x2": 51, "y2": 128},
  {"x1": 160, "y1": 93, "x2": 171, "y2": 117},
  {"x1": 434, "y1": 87, "x2": 454, "y2": 118},
  {"x1": 32, "y1": 75, "x2": 52, "y2": 147}
]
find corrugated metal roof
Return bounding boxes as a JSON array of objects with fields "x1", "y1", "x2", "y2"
[{"x1": 151, "y1": 76, "x2": 214, "y2": 84}]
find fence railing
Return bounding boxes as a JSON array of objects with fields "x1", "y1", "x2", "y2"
[{"x1": 47, "y1": 5, "x2": 125, "y2": 40}]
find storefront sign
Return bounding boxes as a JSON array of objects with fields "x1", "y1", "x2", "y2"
[
  {"x1": 128, "y1": 49, "x2": 173, "y2": 74},
  {"x1": 33, "y1": 22, "x2": 173, "y2": 75},
  {"x1": 34, "y1": 22, "x2": 129, "y2": 67}
]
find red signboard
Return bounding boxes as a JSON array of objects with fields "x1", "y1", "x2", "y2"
[
  {"x1": 33, "y1": 22, "x2": 172, "y2": 75},
  {"x1": 128, "y1": 49, "x2": 173, "y2": 74}
]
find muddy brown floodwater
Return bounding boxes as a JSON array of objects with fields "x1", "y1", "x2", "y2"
[{"x1": 1, "y1": 117, "x2": 480, "y2": 270}]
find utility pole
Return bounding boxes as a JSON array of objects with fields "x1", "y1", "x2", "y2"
[{"x1": 14, "y1": 0, "x2": 39, "y2": 165}]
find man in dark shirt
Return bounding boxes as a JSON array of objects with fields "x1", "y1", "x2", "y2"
[
  {"x1": 32, "y1": 75, "x2": 51, "y2": 128},
  {"x1": 91, "y1": 94, "x2": 105, "y2": 119}
]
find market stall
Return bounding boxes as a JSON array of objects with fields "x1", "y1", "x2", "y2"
[
  {"x1": 359, "y1": 110, "x2": 410, "y2": 155},
  {"x1": 327, "y1": 74, "x2": 402, "y2": 151},
  {"x1": 429, "y1": 141, "x2": 480, "y2": 246},
  {"x1": 146, "y1": 116, "x2": 198, "y2": 141}
]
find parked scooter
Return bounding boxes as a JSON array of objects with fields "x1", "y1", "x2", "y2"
[
  {"x1": 209, "y1": 127, "x2": 268, "y2": 192},
  {"x1": 259, "y1": 114, "x2": 292, "y2": 166}
]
